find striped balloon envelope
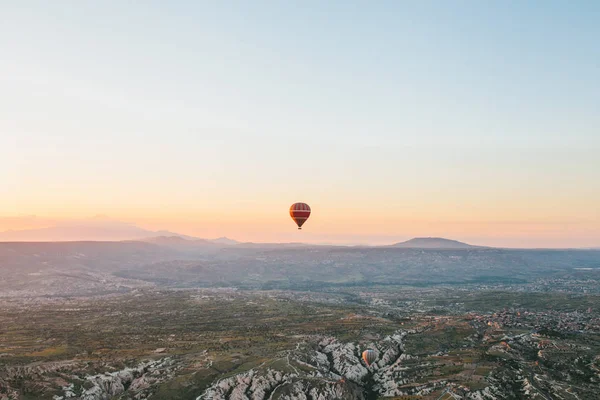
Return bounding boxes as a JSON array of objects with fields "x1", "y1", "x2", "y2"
[
  {"x1": 362, "y1": 349, "x2": 377, "y2": 366},
  {"x1": 289, "y1": 202, "x2": 311, "y2": 230}
]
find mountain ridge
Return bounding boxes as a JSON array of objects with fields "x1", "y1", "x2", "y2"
[
  {"x1": 0, "y1": 218, "x2": 237, "y2": 246},
  {"x1": 391, "y1": 237, "x2": 478, "y2": 249}
]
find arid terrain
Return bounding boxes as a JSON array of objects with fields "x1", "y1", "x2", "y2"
[{"x1": 1, "y1": 241, "x2": 600, "y2": 399}]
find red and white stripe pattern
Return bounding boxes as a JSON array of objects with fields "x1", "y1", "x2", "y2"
[{"x1": 289, "y1": 202, "x2": 311, "y2": 229}]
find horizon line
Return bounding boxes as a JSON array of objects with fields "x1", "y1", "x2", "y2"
[{"x1": 0, "y1": 237, "x2": 597, "y2": 251}]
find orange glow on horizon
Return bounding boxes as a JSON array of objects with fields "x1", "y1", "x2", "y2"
[{"x1": 1, "y1": 210, "x2": 598, "y2": 248}]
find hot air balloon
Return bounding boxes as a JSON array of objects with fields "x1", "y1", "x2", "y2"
[
  {"x1": 289, "y1": 202, "x2": 311, "y2": 230},
  {"x1": 362, "y1": 349, "x2": 377, "y2": 366}
]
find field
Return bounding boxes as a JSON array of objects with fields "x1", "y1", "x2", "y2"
[{"x1": 1, "y1": 288, "x2": 599, "y2": 399}]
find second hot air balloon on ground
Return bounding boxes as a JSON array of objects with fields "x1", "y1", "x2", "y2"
[
  {"x1": 289, "y1": 203, "x2": 311, "y2": 229},
  {"x1": 362, "y1": 349, "x2": 377, "y2": 366}
]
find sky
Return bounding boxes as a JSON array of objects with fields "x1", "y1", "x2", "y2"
[{"x1": 1, "y1": 1, "x2": 599, "y2": 247}]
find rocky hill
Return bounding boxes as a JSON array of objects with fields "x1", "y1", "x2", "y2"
[{"x1": 391, "y1": 237, "x2": 477, "y2": 249}]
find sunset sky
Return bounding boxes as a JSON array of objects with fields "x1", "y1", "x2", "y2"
[{"x1": 2, "y1": 1, "x2": 599, "y2": 247}]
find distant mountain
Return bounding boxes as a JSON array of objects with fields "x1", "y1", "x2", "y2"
[
  {"x1": 210, "y1": 237, "x2": 240, "y2": 245},
  {"x1": 141, "y1": 235, "x2": 208, "y2": 245},
  {"x1": 0, "y1": 217, "x2": 238, "y2": 245},
  {"x1": 391, "y1": 237, "x2": 478, "y2": 249},
  {"x1": 154, "y1": 230, "x2": 199, "y2": 241}
]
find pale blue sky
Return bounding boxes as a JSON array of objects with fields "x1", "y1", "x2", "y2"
[{"x1": 1, "y1": 1, "x2": 599, "y2": 246}]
